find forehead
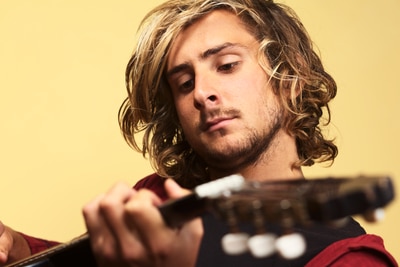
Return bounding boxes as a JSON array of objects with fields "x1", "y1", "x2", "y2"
[{"x1": 167, "y1": 10, "x2": 256, "y2": 69}]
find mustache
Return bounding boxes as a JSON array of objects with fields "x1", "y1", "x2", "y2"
[{"x1": 199, "y1": 108, "x2": 241, "y2": 131}]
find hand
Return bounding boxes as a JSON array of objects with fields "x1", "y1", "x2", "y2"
[
  {"x1": 0, "y1": 221, "x2": 30, "y2": 265},
  {"x1": 82, "y1": 179, "x2": 203, "y2": 267}
]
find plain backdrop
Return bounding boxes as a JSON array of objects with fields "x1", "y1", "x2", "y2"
[{"x1": 1, "y1": 0, "x2": 399, "y2": 261}]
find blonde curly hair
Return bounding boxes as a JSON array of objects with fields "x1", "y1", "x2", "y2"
[{"x1": 119, "y1": 0, "x2": 337, "y2": 188}]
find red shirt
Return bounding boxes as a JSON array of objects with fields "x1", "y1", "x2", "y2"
[
  {"x1": 21, "y1": 173, "x2": 398, "y2": 266},
  {"x1": 305, "y1": 234, "x2": 397, "y2": 266}
]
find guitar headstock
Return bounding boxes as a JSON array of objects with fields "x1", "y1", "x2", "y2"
[
  {"x1": 205, "y1": 175, "x2": 395, "y2": 259},
  {"x1": 160, "y1": 175, "x2": 395, "y2": 259}
]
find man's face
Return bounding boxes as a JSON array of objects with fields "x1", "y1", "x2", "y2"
[{"x1": 166, "y1": 10, "x2": 283, "y2": 173}]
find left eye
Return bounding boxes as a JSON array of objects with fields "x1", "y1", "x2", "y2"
[{"x1": 217, "y1": 62, "x2": 239, "y2": 72}]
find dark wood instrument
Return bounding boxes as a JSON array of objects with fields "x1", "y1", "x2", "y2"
[{"x1": 6, "y1": 175, "x2": 395, "y2": 267}]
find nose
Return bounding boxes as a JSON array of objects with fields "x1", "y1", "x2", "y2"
[{"x1": 193, "y1": 74, "x2": 220, "y2": 109}]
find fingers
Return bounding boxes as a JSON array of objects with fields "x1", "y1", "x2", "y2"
[
  {"x1": 123, "y1": 190, "x2": 171, "y2": 251},
  {"x1": 116, "y1": 189, "x2": 162, "y2": 262},
  {"x1": 82, "y1": 182, "x2": 140, "y2": 264},
  {"x1": 83, "y1": 180, "x2": 203, "y2": 267},
  {"x1": 83, "y1": 182, "x2": 165, "y2": 265},
  {"x1": 123, "y1": 189, "x2": 203, "y2": 266},
  {"x1": 83, "y1": 193, "x2": 117, "y2": 261}
]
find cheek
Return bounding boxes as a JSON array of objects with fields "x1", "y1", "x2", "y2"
[
  {"x1": 237, "y1": 64, "x2": 268, "y2": 91},
  {"x1": 174, "y1": 97, "x2": 196, "y2": 132}
]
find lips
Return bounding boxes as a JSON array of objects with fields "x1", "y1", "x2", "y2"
[
  {"x1": 202, "y1": 116, "x2": 235, "y2": 132},
  {"x1": 199, "y1": 108, "x2": 240, "y2": 132}
]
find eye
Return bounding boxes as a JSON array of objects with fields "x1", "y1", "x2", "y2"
[
  {"x1": 179, "y1": 78, "x2": 195, "y2": 92},
  {"x1": 170, "y1": 72, "x2": 195, "y2": 94},
  {"x1": 217, "y1": 62, "x2": 240, "y2": 73}
]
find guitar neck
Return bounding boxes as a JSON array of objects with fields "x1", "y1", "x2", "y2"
[{"x1": 6, "y1": 175, "x2": 395, "y2": 267}]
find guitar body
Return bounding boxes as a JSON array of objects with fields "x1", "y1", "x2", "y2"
[{"x1": 10, "y1": 236, "x2": 96, "y2": 267}]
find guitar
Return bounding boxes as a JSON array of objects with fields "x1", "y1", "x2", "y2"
[{"x1": 6, "y1": 175, "x2": 395, "y2": 267}]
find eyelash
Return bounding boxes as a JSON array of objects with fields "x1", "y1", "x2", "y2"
[
  {"x1": 179, "y1": 79, "x2": 194, "y2": 92},
  {"x1": 217, "y1": 61, "x2": 239, "y2": 72}
]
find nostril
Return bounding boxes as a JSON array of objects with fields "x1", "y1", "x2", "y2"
[
  {"x1": 194, "y1": 93, "x2": 218, "y2": 110},
  {"x1": 208, "y1": 95, "x2": 217, "y2": 101}
]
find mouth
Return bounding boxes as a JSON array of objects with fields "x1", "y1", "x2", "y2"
[
  {"x1": 202, "y1": 116, "x2": 236, "y2": 132},
  {"x1": 199, "y1": 108, "x2": 241, "y2": 132}
]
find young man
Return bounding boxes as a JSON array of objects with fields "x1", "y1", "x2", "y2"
[{"x1": 0, "y1": 0, "x2": 397, "y2": 266}]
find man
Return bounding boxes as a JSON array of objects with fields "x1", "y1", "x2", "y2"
[{"x1": 0, "y1": 0, "x2": 397, "y2": 266}]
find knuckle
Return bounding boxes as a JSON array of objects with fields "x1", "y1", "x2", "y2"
[
  {"x1": 82, "y1": 202, "x2": 95, "y2": 216},
  {"x1": 120, "y1": 245, "x2": 140, "y2": 262},
  {"x1": 99, "y1": 196, "x2": 116, "y2": 211},
  {"x1": 92, "y1": 242, "x2": 117, "y2": 262}
]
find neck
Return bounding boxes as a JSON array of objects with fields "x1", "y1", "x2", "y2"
[{"x1": 209, "y1": 129, "x2": 304, "y2": 182}]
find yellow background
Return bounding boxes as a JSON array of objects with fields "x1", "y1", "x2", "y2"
[{"x1": 1, "y1": 0, "x2": 399, "y2": 261}]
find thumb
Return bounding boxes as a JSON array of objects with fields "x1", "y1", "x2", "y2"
[{"x1": 164, "y1": 179, "x2": 191, "y2": 199}]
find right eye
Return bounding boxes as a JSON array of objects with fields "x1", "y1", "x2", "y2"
[{"x1": 179, "y1": 79, "x2": 194, "y2": 92}]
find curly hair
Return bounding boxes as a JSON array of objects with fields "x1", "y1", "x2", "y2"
[{"x1": 119, "y1": 0, "x2": 338, "y2": 188}]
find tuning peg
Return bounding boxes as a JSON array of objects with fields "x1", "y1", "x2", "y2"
[
  {"x1": 275, "y1": 233, "x2": 306, "y2": 259},
  {"x1": 363, "y1": 208, "x2": 385, "y2": 222},
  {"x1": 247, "y1": 233, "x2": 277, "y2": 258},
  {"x1": 221, "y1": 232, "x2": 250, "y2": 255}
]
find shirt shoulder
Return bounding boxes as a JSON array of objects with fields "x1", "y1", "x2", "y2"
[
  {"x1": 305, "y1": 234, "x2": 398, "y2": 267},
  {"x1": 19, "y1": 232, "x2": 60, "y2": 255},
  {"x1": 133, "y1": 173, "x2": 168, "y2": 200}
]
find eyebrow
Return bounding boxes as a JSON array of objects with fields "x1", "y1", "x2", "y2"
[
  {"x1": 166, "y1": 42, "x2": 242, "y2": 78},
  {"x1": 201, "y1": 42, "x2": 237, "y2": 59}
]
